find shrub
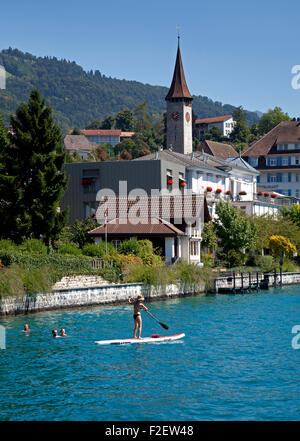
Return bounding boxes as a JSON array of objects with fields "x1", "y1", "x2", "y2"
[
  {"x1": 137, "y1": 240, "x2": 164, "y2": 266},
  {"x1": 253, "y1": 255, "x2": 276, "y2": 273},
  {"x1": 82, "y1": 243, "x2": 104, "y2": 258},
  {"x1": 125, "y1": 263, "x2": 170, "y2": 286},
  {"x1": 0, "y1": 239, "x2": 18, "y2": 252},
  {"x1": 21, "y1": 267, "x2": 55, "y2": 293},
  {"x1": 118, "y1": 238, "x2": 141, "y2": 256},
  {"x1": 0, "y1": 266, "x2": 25, "y2": 296},
  {"x1": 19, "y1": 238, "x2": 48, "y2": 255},
  {"x1": 58, "y1": 243, "x2": 82, "y2": 256}
]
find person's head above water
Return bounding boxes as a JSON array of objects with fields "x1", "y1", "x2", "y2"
[
  {"x1": 137, "y1": 294, "x2": 144, "y2": 302},
  {"x1": 52, "y1": 330, "x2": 58, "y2": 337},
  {"x1": 60, "y1": 328, "x2": 66, "y2": 335},
  {"x1": 24, "y1": 324, "x2": 29, "y2": 331}
]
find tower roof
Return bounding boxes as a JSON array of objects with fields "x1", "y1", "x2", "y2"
[{"x1": 165, "y1": 40, "x2": 193, "y2": 101}]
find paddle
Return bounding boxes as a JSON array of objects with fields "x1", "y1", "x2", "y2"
[{"x1": 146, "y1": 310, "x2": 169, "y2": 330}]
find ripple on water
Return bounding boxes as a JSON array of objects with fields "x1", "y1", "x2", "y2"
[{"x1": 1, "y1": 288, "x2": 300, "y2": 420}]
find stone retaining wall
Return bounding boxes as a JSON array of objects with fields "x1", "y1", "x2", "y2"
[{"x1": 0, "y1": 282, "x2": 204, "y2": 316}]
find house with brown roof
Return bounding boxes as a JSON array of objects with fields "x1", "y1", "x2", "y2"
[
  {"x1": 242, "y1": 121, "x2": 300, "y2": 199},
  {"x1": 64, "y1": 135, "x2": 98, "y2": 159},
  {"x1": 195, "y1": 114, "x2": 235, "y2": 138},
  {"x1": 69, "y1": 129, "x2": 136, "y2": 147},
  {"x1": 88, "y1": 194, "x2": 203, "y2": 265},
  {"x1": 198, "y1": 140, "x2": 238, "y2": 160}
]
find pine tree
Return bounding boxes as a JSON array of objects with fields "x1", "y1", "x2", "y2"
[{"x1": 1, "y1": 89, "x2": 68, "y2": 244}]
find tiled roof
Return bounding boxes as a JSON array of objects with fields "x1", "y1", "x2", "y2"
[
  {"x1": 133, "y1": 149, "x2": 222, "y2": 172},
  {"x1": 69, "y1": 129, "x2": 122, "y2": 137},
  {"x1": 94, "y1": 194, "x2": 203, "y2": 225},
  {"x1": 195, "y1": 115, "x2": 232, "y2": 125},
  {"x1": 199, "y1": 140, "x2": 238, "y2": 160},
  {"x1": 88, "y1": 217, "x2": 185, "y2": 237},
  {"x1": 64, "y1": 135, "x2": 95, "y2": 151},
  {"x1": 242, "y1": 121, "x2": 300, "y2": 157}
]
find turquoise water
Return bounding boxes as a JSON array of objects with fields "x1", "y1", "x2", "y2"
[{"x1": 1, "y1": 287, "x2": 300, "y2": 421}]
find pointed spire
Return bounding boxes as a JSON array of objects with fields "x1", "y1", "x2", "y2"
[{"x1": 165, "y1": 40, "x2": 193, "y2": 101}]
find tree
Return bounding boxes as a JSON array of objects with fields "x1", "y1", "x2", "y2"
[
  {"x1": 268, "y1": 235, "x2": 296, "y2": 258},
  {"x1": 214, "y1": 201, "x2": 256, "y2": 266},
  {"x1": 1, "y1": 89, "x2": 68, "y2": 245},
  {"x1": 134, "y1": 102, "x2": 152, "y2": 132},
  {"x1": 115, "y1": 108, "x2": 135, "y2": 131},
  {"x1": 251, "y1": 214, "x2": 300, "y2": 254},
  {"x1": 201, "y1": 221, "x2": 218, "y2": 252},
  {"x1": 70, "y1": 219, "x2": 98, "y2": 248},
  {"x1": 96, "y1": 145, "x2": 110, "y2": 161},
  {"x1": 281, "y1": 204, "x2": 300, "y2": 228},
  {"x1": 119, "y1": 149, "x2": 132, "y2": 160},
  {"x1": 230, "y1": 106, "x2": 251, "y2": 145},
  {"x1": 258, "y1": 107, "x2": 290, "y2": 136},
  {"x1": 202, "y1": 126, "x2": 224, "y2": 142}
]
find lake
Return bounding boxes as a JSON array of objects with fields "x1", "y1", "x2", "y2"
[{"x1": 1, "y1": 286, "x2": 300, "y2": 421}]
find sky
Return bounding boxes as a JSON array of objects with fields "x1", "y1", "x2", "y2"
[{"x1": 1, "y1": 0, "x2": 300, "y2": 117}]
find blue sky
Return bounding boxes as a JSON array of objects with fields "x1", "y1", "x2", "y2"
[{"x1": 1, "y1": 0, "x2": 300, "y2": 116}]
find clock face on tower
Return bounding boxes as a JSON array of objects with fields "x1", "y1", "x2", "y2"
[
  {"x1": 171, "y1": 112, "x2": 180, "y2": 121},
  {"x1": 185, "y1": 112, "x2": 190, "y2": 122}
]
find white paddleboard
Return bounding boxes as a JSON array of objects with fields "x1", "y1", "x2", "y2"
[{"x1": 95, "y1": 333, "x2": 185, "y2": 346}]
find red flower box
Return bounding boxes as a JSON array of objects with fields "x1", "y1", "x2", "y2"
[
  {"x1": 264, "y1": 192, "x2": 270, "y2": 197},
  {"x1": 226, "y1": 190, "x2": 232, "y2": 195},
  {"x1": 239, "y1": 191, "x2": 247, "y2": 195},
  {"x1": 82, "y1": 178, "x2": 92, "y2": 185},
  {"x1": 179, "y1": 182, "x2": 186, "y2": 187},
  {"x1": 216, "y1": 188, "x2": 222, "y2": 193},
  {"x1": 271, "y1": 193, "x2": 277, "y2": 198},
  {"x1": 206, "y1": 186, "x2": 213, "y2": 192},
  {"x1": 167, "y1": 179, "x2": 174, "y2": 185},
  {"x1": 257, "y1": 191, "x2": 263, "y2": 195}
]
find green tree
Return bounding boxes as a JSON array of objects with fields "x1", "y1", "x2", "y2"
[
  {"x1": 70, "y1": 219, "x2": 98, "y2": 248},
  {"x1": 281, "y1": 204, "x2": 300, "y2": 228},
  {"x1": 230, "y1": 106, "x2": 251, "y2": 145},
  {"x1": 214, "y1": 201, "x2": 256, "y2": 266},
  {"x1": 258, "y1": 107, "x2": 290, "y2": 136},
  {"x1": 202, "y1": 126, "x2": 224, "y2": 142},
  {"x1": 1, "y1": 89, "x2": 68, "y2": 245},
  {"x1": 115, "y1": 108, "x2": 135, "y2": 131},
  {"x1": 201, "y1": 221, "x2": 218, "y2": 252},
  {"x1": 134, "y1": 102, "x2": 152, "y2": 132}
]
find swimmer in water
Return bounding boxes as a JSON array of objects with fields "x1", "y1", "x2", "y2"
[
  {"x1": 22, "y1": 324, "x2": 30, "y2": 333},
  {"x1": 59, "y1": 328, "x2": 68, "y2": 337},
  {"x1": 128, "y1": 294, "x2": 148, "y2": 339},
  {"x1": 52, "y1": 330, "x2": 58, "y2": 338}
]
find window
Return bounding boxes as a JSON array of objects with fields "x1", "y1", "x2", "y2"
[
  {"x1": 282, "y1": 157, "x2": 289, "y2": 166},
  {"x1": 269, "y1": 158, "x2": 277, "y2": 166},
  {"x1": 179, "y1": 172, "x2": 185, "y2": 192},
  {"x1": 296, "y1": 174, "x2": 300, "y2": 182},
  {"x1": 296, "y1": 189, "x2": 300, "y2": 198},
  {"x1": 166, "y1": 169, "x2": 173, "y2": 191},
  {"x1": 112, "y1": 240, "x2": 121, "y2": 250},
  {"x1": 248, "y1": 157, "x2": 258, "y2": 167},
  {"x1": 295, "y1": 157, "x2": 300, "y2": 165},
  {"x1": 83, "y1": 202, "x2": 97, "y2": 219},
  {"x1": 190, "y1": 240, "x2": 199, "y2": 256}
]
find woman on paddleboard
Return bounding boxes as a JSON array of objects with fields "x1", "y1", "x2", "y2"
[{"x1": 128, "y1": 294, "x2": 148, "y2": 339}]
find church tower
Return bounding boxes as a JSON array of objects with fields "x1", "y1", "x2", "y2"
[{"x1": 165, "y1": 38, "x2": 193, "y2": 155}]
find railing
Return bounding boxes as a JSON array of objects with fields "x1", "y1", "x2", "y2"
[{"x1": 91, "y1": 259, "x2": 115, "y2": 269}]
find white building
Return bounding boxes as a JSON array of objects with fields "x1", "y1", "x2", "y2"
[{"x1": 195, "y1": 115, "x2": 235, "y2": 138}]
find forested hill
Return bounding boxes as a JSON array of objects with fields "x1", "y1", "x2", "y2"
[{"x1": 0, "y1": 48, "x2": 259, "y2": 133}]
